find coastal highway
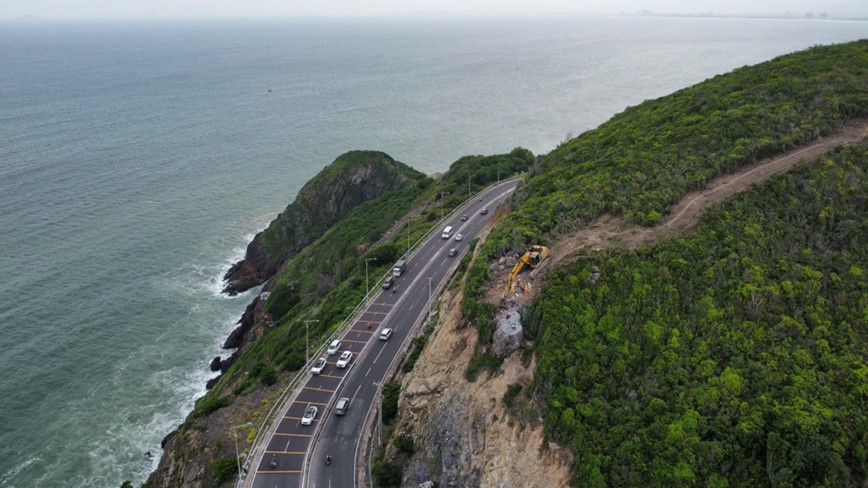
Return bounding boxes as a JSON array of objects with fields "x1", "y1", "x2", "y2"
[{"x1": 247, "y1": 179, "x2": 518, "y2": 488}]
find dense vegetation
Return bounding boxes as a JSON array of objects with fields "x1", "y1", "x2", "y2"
[
  {"x1": 223, "y1": 150, "x2": 424, "y2": 294},
  {"x1": 529, "y1": 143, "x2": 866, "y2": 486},
  {"x1": 463, "y1": 40, "x2": 868, "y2": 343},
  {"x1": 194, "y1": 147, "x2": 533, "y2": 410}
]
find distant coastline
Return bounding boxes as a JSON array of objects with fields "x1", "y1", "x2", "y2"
[{"x1": 615, "y1": 11, "x2": 868, "y2": 22}]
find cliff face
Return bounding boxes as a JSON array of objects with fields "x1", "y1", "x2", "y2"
[
  {"x1": 222, "y1": 150, "x2": 422, "y2": 295},
  {"x1": 395, "y1": 289, "x2": 571, "y2": 488}
]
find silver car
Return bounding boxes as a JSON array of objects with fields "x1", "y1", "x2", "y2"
[
  {"x1": 336, "y1": 350, "x2": 353, "y2": 368},
  {"x1": 311, "y1": 357, "x2": 327, "y2": 375},
  {"x1": 301, "y1": 405, "x2": 318, "y2": 425}
]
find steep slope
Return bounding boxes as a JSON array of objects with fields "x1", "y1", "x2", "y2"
[
  {"x1": 532, "y1": 142, "x2": 867, "y2": 486},
  {"x1": 389, "y1": 41, "x2": 867, "y2": 488},
  {"x1": 222, "y1": 150, "x2": 423, "y2": 295},
  {"x1": 140, "y1": 149, "x2": 534, "y2": 488}
]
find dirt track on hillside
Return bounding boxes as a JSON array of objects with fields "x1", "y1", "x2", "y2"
[{"x1": 551, "y1": 120, "x2": 868, "y2": 264}]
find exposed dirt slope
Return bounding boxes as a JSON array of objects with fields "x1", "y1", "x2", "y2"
[
  {"x1": 398, "y1": 122, "x2": 866, "y2": 488},
  {"x1": 553, "y1": 121, "x2": 868, "y2": 262}
]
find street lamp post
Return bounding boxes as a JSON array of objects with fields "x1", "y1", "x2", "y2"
[
  {"x1": 365, "y1": 258, "x2": 375, "y2": 295},
  {"x1": 233, "y1": 421, "x2": 253, "y2": 484},
  {"x1": 427, "y1": 277, "x2": 433, "y2": 314},
  {"x1": 304, "y1": 319, "x2": 320, "y2": 364},
  {"x1": 406, "y1": 217, "x2": 415, "y2": 255},
  {"x1": 440, "y1": 191, "x2": 449, "y2": 220},
  {"x1": 373, "y1": 382, "x2": 383, "y2": 448}
]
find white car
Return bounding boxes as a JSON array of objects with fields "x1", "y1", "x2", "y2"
[
  {"x1": 336, "y1": 350, "x2": 353, "y2": 368},
  {"x1": 301, "y1": 405, "x2": 318, "y2": 425},
  {"x1": 311, "y1": 357, "x2": 327, "y2": 375},
  {"x1": 327, "y1": 339, "x2": 341, "y2": 355},
  {"x1": 454, "y1": 234, "x2": 463, "y2": 241},
  {"x1": 379, "y1": 328, "x2": 393, "y2": 341}
]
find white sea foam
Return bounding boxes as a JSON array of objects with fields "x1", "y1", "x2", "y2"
[{"x1": 0, "y1": 456, "x2": 40, "y2": 486}]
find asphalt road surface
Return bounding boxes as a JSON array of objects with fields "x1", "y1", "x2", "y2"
[{"x1": 248, "y1": 179, "x2": 518, "y2": 488}]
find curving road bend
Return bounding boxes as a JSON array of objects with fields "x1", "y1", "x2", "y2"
[{"x1": 248, "y1": 179, "x2": 518, "y2": 488}]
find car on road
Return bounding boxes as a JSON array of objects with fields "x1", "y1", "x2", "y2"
[
  {"x1": 327, "y1": 339, "x2": 341, "y2": 355},
  {"x1": 336, "y1": 350, "x2": 353, "y2": 368},
  {"x1": 480, "y1": 208, "x2": 488, "y2": 215},
  {"x1": 335, "y1": 397, "x2": 350, "y2": 416},
  {"x1": 448, "y1": 247, "x2": 458, "y2": 257},
  {"x1": 382, "y1": 275, "x2": 394, "y2": 289},
  {"x1": 301, "y1": 405, "x2": 318, "y2": 425},
  {"x1": 311, "y1": 357, "x2": 327, "y2": 375},
  {"x1": 460, "y1": 214, "x2": 468, "y2": 221},
  {"x1": 379, "y1": 328, "x2": 393, "y2": 341},
  {"x1": 454, "y1": 233, "x2": 463, "y2": 241}
]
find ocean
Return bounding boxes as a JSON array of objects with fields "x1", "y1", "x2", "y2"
[{"x1": 0, "y1": 16, "x2": 865, "y2": 488}]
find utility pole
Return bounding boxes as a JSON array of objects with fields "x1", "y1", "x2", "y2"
[
  {"x1": 406, "y1": 217, "x2": 415, "y2": 255},
  {"x1": 232, "y1": 421, "x2": 253, "y2": 486},
  {"x1": 440, "y1": 191, "x2": 448, "y2": 220},
  {"x1": 304, "y1": 319, "x2": 320, "y2": 364},
  {"x1": 365, "y1": 258, "x2": 375, "y2": 295}
]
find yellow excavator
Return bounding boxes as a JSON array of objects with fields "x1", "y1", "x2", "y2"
[{"x1": 503, "y1": 245, "x2": 549, "y2": 296}]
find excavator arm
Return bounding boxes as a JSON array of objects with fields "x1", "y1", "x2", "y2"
[{"x1": 503, "y1": 245, "x2": 550, "y2": 296}]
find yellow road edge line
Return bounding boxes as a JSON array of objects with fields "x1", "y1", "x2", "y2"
[
  {"x1": 272, "y1": 433, "x2": 312, "y2": 437},
  {"x1": 265, "y1": 451, "x2": 307, "y2": 455},
  {"x1": 343, "y1": 339, "x2": 368, "y2": 344},
  {"x1": 302, "y1": 386, "x2": 336, "y2": 392},
  {"x1": 256, "y1": 470, "x2": 302, "y2": 474}
]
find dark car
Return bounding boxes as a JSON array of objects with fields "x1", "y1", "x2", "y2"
[
  {"x1": 448, "y1": 248, "x2": 458, "y2": 257},
  {"x1": 460, "y1": 214, "x2": 468, "y2": 221},
  {"x1": 335, "y1": 397, "x2": 350, "y2": 416}
]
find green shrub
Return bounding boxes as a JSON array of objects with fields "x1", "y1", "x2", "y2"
[
  {"x1": 194, "y1": 393, "x2": 231, "y2": 416},
  {"x1": 372, "y1": 456, "x2": 403, "y2": 487},
  {"x1": 381, "y1": 381, "x2": 401, "y2": 425},
  {"x1": 210, "y1": 456, "x2": 240, "y2": 482},
  {"x1": 503, "y1": 383, "x2": 523, "y2": 409},
  {"x1": 401, "y1": 336, "x2": 428, "y2": 373},
  {"x1": 393, "y1": 434, "x2": 415, "y2": 456}
]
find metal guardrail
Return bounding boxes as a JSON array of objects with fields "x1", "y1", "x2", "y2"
[
  {"x1": 236, "y1": 177, "x2": 519, "y2": 487},
  {"x1": 357, "y1": 178, "x2": 519, "y2": 487}
]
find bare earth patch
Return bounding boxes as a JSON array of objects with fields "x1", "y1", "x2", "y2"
[
  {"x1": 553, "y1": 121, "x2": 868, "y2": 264},
  {"x1": 400, "y1": 122, "x2": 866, "y2": 488}
]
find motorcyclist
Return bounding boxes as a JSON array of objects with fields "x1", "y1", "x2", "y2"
[
  {"x1": 326, "y1": 455, "x2": 332, "y2": 465},
  {"x1": 270, "y1": 454, "x2": 277, "y2": 468}
]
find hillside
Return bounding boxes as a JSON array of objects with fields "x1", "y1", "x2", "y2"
[
  {"x1": 380, "y1": 41, "x2": 868, "y2": 488},
  {"x1": 222, "y1": 150, "x2": 424, "y2": 295},
  {"x1": 533, "y1": 142, "x2": 866, "y2": 486},
  {"x1": 142, "y1": 149, "x2": 533, "y2": 488},
  {"x1": 139, "y1": 40, "x2": 868, "y2": 488}
]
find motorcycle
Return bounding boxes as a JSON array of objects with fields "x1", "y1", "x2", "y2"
[
  {"x1": 270, "y1": 454, "x2": 277, "y2": 469},
  {"x1": 326, "y1": 455, "x2": 331, "y2": 466}
]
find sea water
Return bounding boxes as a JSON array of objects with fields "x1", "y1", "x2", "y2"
[{"x1": 0, "y1": 16, "x2": 865, "y2": 488}]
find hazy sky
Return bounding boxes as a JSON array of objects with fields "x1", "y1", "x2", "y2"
[{"x1": 3, "y1": 0, "x2": 866, "y2": 19}]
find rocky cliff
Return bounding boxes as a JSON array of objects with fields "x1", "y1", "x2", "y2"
[
  {"x1": 394, "y1": 287, "x2": 571, "y2": 488},
  {"x1": 222, "y1": 150, "x2": 422, "y2": 295}
]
